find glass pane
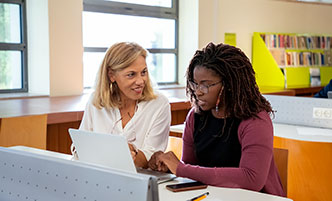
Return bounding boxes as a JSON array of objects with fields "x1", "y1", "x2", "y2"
[
  {"x1": 0, "y1": 51, "x2": 22, "y2": 90},
  {"x1": 83, "y1": 12, "x2": 175, "y2": 49},
  {"x1": 83, "y1": 52, "x2": 105, "y2": 88},
  {"x1": 147, "y1": 53, "x2": 176, "y2": 84},
  {"x1": 83, "y1": 52, "x2": 176, "y2": 88},
  {"x1": 0, "y1": 3, "x2": 21, "y2": 43},
  {"x1": 105, "y1": 0, "x2": 172, "y2": 7}
]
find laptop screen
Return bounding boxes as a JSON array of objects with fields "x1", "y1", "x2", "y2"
[{"x1": 68, "y1": 128, "x2": 137, "y2": 173}]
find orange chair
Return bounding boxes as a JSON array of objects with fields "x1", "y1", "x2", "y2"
[
  {"x1": 165, "y1": 136, "x2": 183, "y2": 159},
  {"x1": 273, "y1": 147, "x2": 289, "y2": 196}
]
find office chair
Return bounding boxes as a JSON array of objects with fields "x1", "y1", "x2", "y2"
[{"x1": 273, "y1": 147, "x2": 289, "y2": 196}]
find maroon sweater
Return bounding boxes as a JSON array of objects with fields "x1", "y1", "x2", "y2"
[{"x1": 176, "y1": 108, "x2": 285, "y2": 197}]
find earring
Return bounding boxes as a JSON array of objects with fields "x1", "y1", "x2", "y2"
[
  {"x1": 215, "y1": 97, "x2": 220, "y2": 113},
  {"x1": 110, "y1": 82, "x2": 114, "y2": 94},
  {"x1": 215, "y1": 87, "x2": 223, "y2": 113}
]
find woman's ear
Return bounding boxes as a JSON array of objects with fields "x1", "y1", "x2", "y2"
[{"x1": 108, "y1": 68, "x2": 116, "y2": 83}]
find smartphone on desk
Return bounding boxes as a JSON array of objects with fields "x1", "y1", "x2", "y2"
[{"x1": 166, "y1": 181, "x2": 207, "y2": 192}]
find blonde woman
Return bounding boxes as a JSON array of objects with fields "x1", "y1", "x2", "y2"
[{"x1": 79, "y1": 42, "x2": 171, "y2": 168}]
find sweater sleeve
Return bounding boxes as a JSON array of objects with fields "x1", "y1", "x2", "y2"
[
  {"x1": 176, "y1": 111, "x2": 274, "y2": 192},
  {"x1": 314, "y1": 79, "x2": 332, "y2": 98},
  {"x1": 181, "y1": 108, "x2": 198, "y2": 165}
]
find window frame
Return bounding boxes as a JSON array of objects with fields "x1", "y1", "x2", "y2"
[
  {"x1": 0, "y1": 0, "x2": 28, "y2": 93},
  {"x1": 83, "y1": 0, "x2": 179, "y2": 87}
]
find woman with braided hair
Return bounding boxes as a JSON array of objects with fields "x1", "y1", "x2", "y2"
[{"x1": 148, "y1": 42, "x2": 285, "y2": 197}]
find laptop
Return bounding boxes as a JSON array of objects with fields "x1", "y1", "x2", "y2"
[{"x1": 68, "y1": 128, "x2": 176, "y2": 183}]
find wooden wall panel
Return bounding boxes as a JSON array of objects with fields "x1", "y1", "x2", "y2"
[
  {"x1": 47, "y1": 121, "x2": 80, "y2": 154},
  {"x1": 0, "y1": 115, "x2": 47, "y2": 149}
]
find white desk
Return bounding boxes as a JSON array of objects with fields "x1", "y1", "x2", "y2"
[
  {"x1": 273, "y1": 123, "x2": 332, "y2": 142},
  {"x1": 9, "y1": 146, "x2": 291, "y2": 201}
]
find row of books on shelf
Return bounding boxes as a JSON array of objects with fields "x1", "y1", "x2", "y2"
[
  {"x1": 270, "y1": 49, "x2": 332, "y2": 67},
  {"x1": 260, "y1": 34, "x2": 332, "y2": 49}
]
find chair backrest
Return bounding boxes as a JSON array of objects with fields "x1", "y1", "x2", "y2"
[
  {"x1": 165, "y1": 136, "x2": 183, "y2": 159},
  {"x1": 0, "y1": 114, "x2": 47, "y2": 149},
  {"x1": 273, "y1": 147, "x2": 288, "y2": 196},
  {"x1": 165, "y1": 136, "x2": 289, "y2": 196}
]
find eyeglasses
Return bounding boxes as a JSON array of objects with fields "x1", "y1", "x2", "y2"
[{"x1": 189, "y1": 81, "x2": 222, "y2": 94}]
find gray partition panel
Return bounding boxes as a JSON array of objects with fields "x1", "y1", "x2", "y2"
[
  {"x1": 264, "y1": 95, "x2": 332, "y2": 129},
  {"x1": 0, "y1": 147, "x2": 158, "y2": 201}
]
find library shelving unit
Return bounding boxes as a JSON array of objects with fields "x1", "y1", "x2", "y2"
[{"x1": 252, "y1": 32, "x2": 332, "y2": 89}]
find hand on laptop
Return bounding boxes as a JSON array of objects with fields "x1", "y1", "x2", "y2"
[
  {"x1": 128, "y1": 143, "x2": 138, "y2": 160},
  {"x1": 128, "y1": 143, "x2": 149, "y2": 168},
  {"x1": 157, "y1": 151, "x2": 180, "y2": 174},
  {"x1": 148, "y1": 151, "x2": 169, "y2": 173}
]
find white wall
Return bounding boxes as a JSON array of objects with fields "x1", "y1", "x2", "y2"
[
  {"x1": 197, "y1": 0, "x2": 332, "y2": 60},
  {"x1": 27, "y1": 0, "x2": 83, "y2": 96},
  {"x1": 27, "y1": 0, "x2": 50, "y2": 95},
  {"x1": 178, "y1": 0, "x2": 199, "y2": 85},
  {"x1": 48, "y1": 0, "x2": 83, "y2": 96}
]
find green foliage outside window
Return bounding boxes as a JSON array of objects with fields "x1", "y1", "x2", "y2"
[{"x1": 0, "y1": 3, "x2": 11, "y2": 89}]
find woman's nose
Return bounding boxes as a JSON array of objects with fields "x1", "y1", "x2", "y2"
[
  {"x1": 195, "y1": 87, "x2": 204, "y2": 96},
  {"x1": 135, "y1": 76, "x2": 144, "y2": 85}
]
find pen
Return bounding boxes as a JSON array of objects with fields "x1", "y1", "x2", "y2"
[{"x1": 187, "y1": 192, "x2": 209, "y2": 201}]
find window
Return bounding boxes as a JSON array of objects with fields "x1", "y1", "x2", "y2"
[
  {"x1": 0, "y1": 0, "x2": 27, "y2": 93},
  {"x1": 83, "y1": 0, "x2": 178, "y2": 88}
]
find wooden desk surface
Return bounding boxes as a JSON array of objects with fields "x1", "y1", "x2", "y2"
[
  {"x1": 259, "y1": 87, "x2": 295, "y2": 96},
  {"x1": 285, "y1": 86, "x2": 323, "y2": 96},
  {"x1": 0, "y1": 88, "x2": 191, "y2": 124},
  {"x1": 0, "y1": 87, "x2": 298, "y2": 124}
]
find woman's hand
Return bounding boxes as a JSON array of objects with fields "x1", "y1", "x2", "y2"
[
  {"x1": 158, "y1": 151, "x2": 180, "y2": 174},
  {"x1": 128, "y1": 143, "x2": 148, "y2": 168},
  {"x1": 148, "y1": 151, "x2": 169, "y2": 172},
  {"x1": 128, "y1": 143, "x2": 138, "y2": 160}
]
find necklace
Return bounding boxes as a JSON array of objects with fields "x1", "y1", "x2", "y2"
[{"x1": 121, "y1": 100, "x2": 138, "y2": 120}]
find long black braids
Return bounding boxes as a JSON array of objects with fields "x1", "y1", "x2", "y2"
[{"x1": 186, "y1": 42, "x2": 273, "y2": 137}]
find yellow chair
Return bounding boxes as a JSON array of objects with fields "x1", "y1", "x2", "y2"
[
  {"x1": 165, "y1": 136, "x2": 288, "y2": 196},
  {"x1": 165, "y1": 136, "x2": 183, "y2": 159},
  {"x1": 0, "y1": 114, "x2": 48, "y2": 149}
]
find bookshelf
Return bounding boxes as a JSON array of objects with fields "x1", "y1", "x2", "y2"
[{"x1": 252, "y1": 32, "x2": 332, "y2": 89}]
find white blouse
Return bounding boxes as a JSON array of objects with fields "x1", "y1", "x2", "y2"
[{"x1": 79, "y1": 91, "x2": 171, "y2": 160}]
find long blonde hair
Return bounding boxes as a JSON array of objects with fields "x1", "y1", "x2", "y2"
[{"x1": 93, "y1": 42, "x2": 156, "y2": 109}]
